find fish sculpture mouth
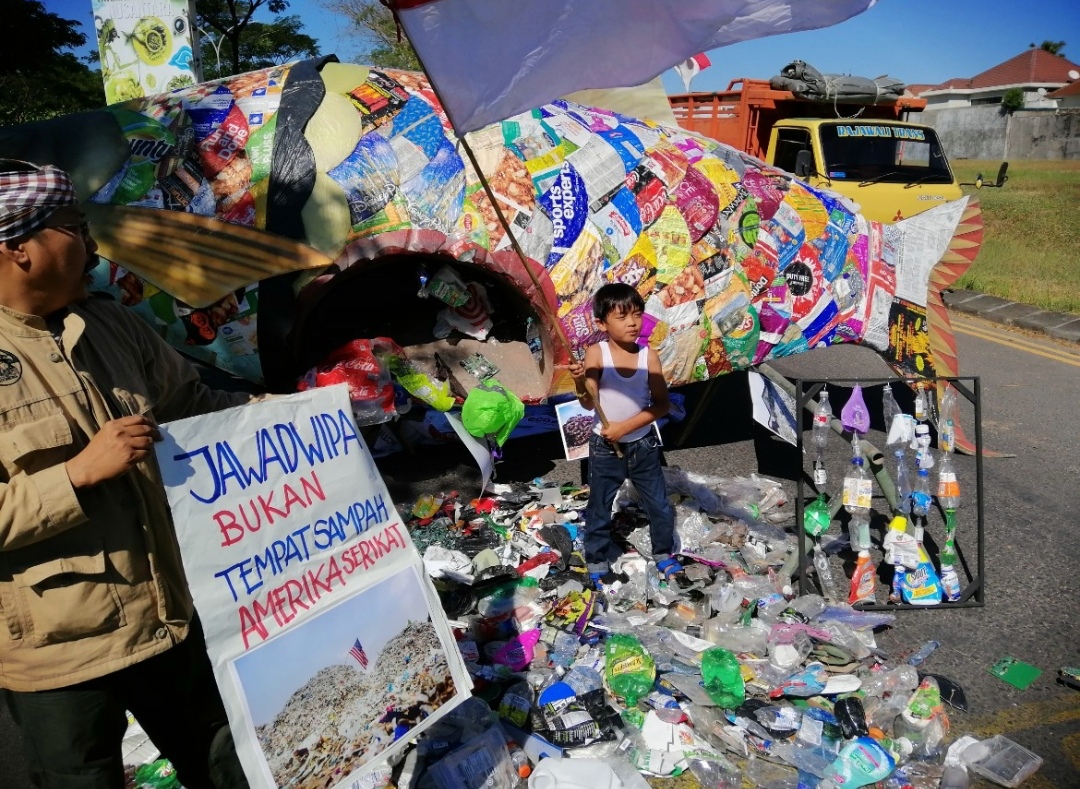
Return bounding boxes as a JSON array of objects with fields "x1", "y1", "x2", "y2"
[{"x1": 1, "y1": 59, "x2": 981, "y2": 421}]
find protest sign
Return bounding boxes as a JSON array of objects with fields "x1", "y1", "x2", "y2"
[{"x1": 155, "y1": 385, "x2": 470, "y2": 788}]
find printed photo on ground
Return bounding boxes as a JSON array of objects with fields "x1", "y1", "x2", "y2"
[{"x1": 554, "y1": 399, "x2": 595, "y2": 461}]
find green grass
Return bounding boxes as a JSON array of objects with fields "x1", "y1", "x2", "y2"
[{"x1": 951, "y1": 160, "x2": 1080, "y2": 315}]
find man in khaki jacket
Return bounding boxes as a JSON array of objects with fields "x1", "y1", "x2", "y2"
[{"x1": 0, "y1": 160, "x2": 255, "y2": 788}]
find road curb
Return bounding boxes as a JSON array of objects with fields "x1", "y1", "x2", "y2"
[{"x1": 944, "y1": 289, "x2": 1080, "y2": 345}]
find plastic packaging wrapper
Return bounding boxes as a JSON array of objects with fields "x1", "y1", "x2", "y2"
[
  {"x1": 387, "y1": 355, "x2": 455, "y2": 411},
  {"x1": 419, "y1": 264, "x2": 471, "y2": 307},
  {"x1": 297, "y1": 337, "x2": 402, "y2": 425}
]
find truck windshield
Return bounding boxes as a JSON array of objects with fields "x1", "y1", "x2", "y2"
[{"x1": 818, "y1": 123, "x2": 952, "y2": 184}]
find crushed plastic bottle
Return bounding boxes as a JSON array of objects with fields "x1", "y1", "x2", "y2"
[
  {"x1": 604, "y1": 633, "x2": 655, "y2": 706},
  {"x1": 701, "y1": 647, "x2": 746, "y2": 708}
]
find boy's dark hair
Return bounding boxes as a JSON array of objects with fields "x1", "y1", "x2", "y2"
[{"x1": 592, "y1": 282, "x2": 645, "y2": 321}]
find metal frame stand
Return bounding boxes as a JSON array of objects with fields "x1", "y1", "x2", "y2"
[{"x1": 791, "y1": 376, "x2": 985, "y2": 611}]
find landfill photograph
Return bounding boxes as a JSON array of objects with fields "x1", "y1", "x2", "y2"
[{"x1": 232, "y1": 566, "x2": 458, "y2": 788}]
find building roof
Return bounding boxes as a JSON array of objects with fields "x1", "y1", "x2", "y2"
[
  {"x1": 908, "y1": 49, "x2": 1080, "y2": 95},
  {"x1": 1047, "y1": 80, "x2": 1080, "y2": 98},
  {"x1": 968, "y1": 48, "x2": 1079, "y2": 88}
]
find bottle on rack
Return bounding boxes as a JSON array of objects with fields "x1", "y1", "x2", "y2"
[
  {"x1": 936, "y1": 452, "x2": 962, "y2": 602},
  {"x1": 882, "y1": 383, "x2": 901, "y2": 428},
  {"x1": 843, "y1": 455, "x2": 873, "y2": 552},
  {"x1": 811, "y1": 388, "x2": 832, "y2": 486},
  {"x1": 915, "y1": 423, "x2": 934, "y2": 469},
  {"x1": 938, "y1": 385, "x2": 958, "y2": 455},
  {"x1": 914, "y1": 383, "x2": 929, "y2": 423},
  {"x1": 911, "y1": 467, "x2": 932, "y2": 520},
  {"x1": 893, "y1": 449, "x2": 911, "y2": 515},
  {"x1": 848, "y1": 550, "x2": 877, "y2": 605}
]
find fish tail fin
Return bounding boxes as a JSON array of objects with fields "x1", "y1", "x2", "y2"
[
  {"x1": 890, "y1": 197, "x2": 995, "y2": 456},
  {"x1": 884, "y1": 196, "x2": 983, "y2": 380}
]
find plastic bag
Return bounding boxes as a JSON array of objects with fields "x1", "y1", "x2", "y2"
[
  {"x1": 297, "y1": 337, "x2": 401, "y2": 426},
  {"x1": 429, "y1": 725, "x2": 516, "y2": 789}
]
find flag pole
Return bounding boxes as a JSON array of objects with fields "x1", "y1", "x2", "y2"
[{"x1": 382, "y1": 2, "x2": 574, "y2": 369}]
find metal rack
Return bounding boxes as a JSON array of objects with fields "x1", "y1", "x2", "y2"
[{"x1": 792, "y1": 376, "x2": 985, "y2": 611}]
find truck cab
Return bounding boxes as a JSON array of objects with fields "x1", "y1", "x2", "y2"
[
  {"x1": 770, "y1": 119, "x2": 961, "y2": 223},
  {"x1": 669, "y1": 79, "x2": 966, "y2": 223}
]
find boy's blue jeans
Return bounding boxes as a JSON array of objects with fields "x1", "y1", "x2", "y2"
[{"x1": 584, "y1": 431, "x2": 675, "y2": 575}]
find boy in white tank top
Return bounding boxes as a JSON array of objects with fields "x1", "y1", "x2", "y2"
[{"x1": 569, "y1": 283, "x2": 682, "y2": 585}]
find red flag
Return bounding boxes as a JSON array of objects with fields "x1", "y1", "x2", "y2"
[{"x1": 675, "y1": 53, "x2": 713, "y2": 92}]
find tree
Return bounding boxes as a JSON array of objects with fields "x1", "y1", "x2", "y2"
[
  {"x1": 1000, "y1": 87, "x2": 1025, "y2": 114},
  {"x1": 0, "y1": 0, "x2": 105, "y2": 126},
  {"x1": 323, "y1": 0, "x2": 420, "y2": 70},
  {"x1": 200, "y1": 14, "x2": 320, "y2": 79},
  {"x1": 197, "y1": 0, "x2": 319, "y2": 78},
  {"x1": 1030, "y1": 40, "x2": 1066, "y2": 56}
]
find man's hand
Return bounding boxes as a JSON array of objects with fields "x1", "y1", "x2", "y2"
[{"x1": 65, "y1": 415, "x2": 161, "y2": 489}]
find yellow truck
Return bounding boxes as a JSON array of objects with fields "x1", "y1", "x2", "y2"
[{"x1": 669, "y1": 78, "x2": 1005, "y2": 223}]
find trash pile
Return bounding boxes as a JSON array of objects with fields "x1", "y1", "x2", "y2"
[{"x1": 386, "y1": 467, "x2": 1044, "y2": 789}]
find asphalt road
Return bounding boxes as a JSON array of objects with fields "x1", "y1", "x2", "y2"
[{"x1": 3, "y1": 313, "x2": 1078, "y2": 787}]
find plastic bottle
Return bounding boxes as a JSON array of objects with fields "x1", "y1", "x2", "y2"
[
  {"x1": 936, "y1": 452, "x2": 961, "y2": 603},
  {"x1": 812, "y1": 388, "x2": 832, "y2": 486},
  {"x1": 505, "y1": 739, "x2": 532, "y2": 780},
  {"x1": 936, "y1": 452, "x2": 961, "y2": 510},
  {"x1": 843, "y1": 456, "x2": 873, "y2": 552},
  {"x1": 938, "y1": 385, "x2": 958, "y2": 455},
  {"x1": 940, "y1": 764, "x2": 970, "y2": 789},
  {"x1": 882, "y1": 384, "x2": 901, "y2": 428},
  {"x1": 915, "y1": 423, "x2": 934, "y2": 469},
  {"x1": 701, "y1": 647, "x2": 746, "y2": 708},
  {"x1": 906, "y1": 640, "x2": 941, "y2": 667},
  {"x1": 914, "y1": 384, "x2": 928, "y2": 423},
  {"x1": 814, "y1": 544, "x2": 841, "y2": 603},
  {"x1": 848, "y1": 551, "x2": 877, "y2": 605},
  {"x1": 550, "y1": 630, "x2": 580, "y2": 669},
  {"x1": 911, "y1": 468, "x2": 932, "y2": 519},
  {"x1": 861, "y1": 664, "x2": 919, "y2": 698},
  {"x1": 892, "y1": 450, "x2": 911, "y2": 515},
  {"x1": 563, "y1": 665, "x2": 603, "y2": 696},
  {"x1": 604, "y1": 633, "x2": 655, "y2": 706},
  {"x1": 818, "y1": 736, "x2": 895, "y2": 789}
]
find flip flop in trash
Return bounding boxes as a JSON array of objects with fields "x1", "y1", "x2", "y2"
[{"x1": 657, "y1": 556, "x2": 684, "y2": 581}]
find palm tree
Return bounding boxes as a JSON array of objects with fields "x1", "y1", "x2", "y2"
[{"x1": 1030, "y1": 40, "x2": 1066, "y2": 56}]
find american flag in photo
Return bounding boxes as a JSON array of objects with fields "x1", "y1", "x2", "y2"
[{"x1": 349, "y1": 638, "x2": 369, "y2": 669}]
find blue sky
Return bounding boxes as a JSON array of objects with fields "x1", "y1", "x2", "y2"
[{"x1": 46, "y1": 0, "x2": 1080, "y2": 94}]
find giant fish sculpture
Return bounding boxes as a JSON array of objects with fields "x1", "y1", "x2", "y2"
[{"x1": 0, "y1": 57, "x2": 980, "y2": 400}]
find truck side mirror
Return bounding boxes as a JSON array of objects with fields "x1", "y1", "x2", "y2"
[
  {"x1": 994, "y1": 161, "x2": 1009, "y2": 187},
  {"x1": 794, "y1": 149, "x2": 814, "y2": 178},
  {"x1": 960, "y1": 161, "x2": 1008, "y2": 189}
]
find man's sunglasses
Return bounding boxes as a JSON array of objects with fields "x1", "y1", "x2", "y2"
[{"x1": 40, "y1": 207, "x2": 92, "y2": 241}]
